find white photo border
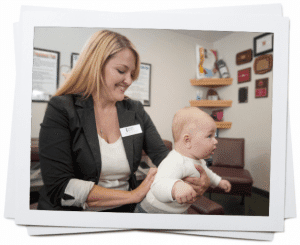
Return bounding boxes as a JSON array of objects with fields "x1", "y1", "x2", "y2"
[{"x1": 15, "y1": 9, "x2": 289, "y2": 232}]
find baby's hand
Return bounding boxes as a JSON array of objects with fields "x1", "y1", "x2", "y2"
[
  {"x1": 172, "y1": 181, "x2": 197, "y2": 204},
  {"x1": 218, "y1": 179, "x2": 231, "y2": 193}
]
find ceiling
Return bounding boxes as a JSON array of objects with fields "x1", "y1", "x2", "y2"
[{"x1": 170, "y1": 29, "x2": 233, "y2": 43}]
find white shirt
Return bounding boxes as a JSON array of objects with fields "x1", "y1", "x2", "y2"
[
  {"x1": 61, "y1": 135, "x2": 130, "y2": 211},
  {"x1": 140, "y1": 149, "x2": 222, "y2": 214}
]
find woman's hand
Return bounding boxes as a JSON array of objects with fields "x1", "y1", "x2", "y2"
[
  {"x1": 86, "y1": 167, "x2": 157, "y2": 208},
  {"x1": 183, "y1": 164, "x2": 210, "y2": 197},
  {"x1": 131, "y1": 168, "x2": 157, "y2": 203}
]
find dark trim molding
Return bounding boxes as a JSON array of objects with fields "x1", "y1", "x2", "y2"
[{"x1": 252, "y1": 187, "x2": 269, "y2": 199}]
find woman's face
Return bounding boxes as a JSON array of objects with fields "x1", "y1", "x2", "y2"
[{"x1": 102, "y1": 48, "x2": 136, "y2": 102}]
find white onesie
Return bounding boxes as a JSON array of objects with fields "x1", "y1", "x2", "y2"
[{"x1": 140, "y1": 149, "x2": 222, "y2": 214}]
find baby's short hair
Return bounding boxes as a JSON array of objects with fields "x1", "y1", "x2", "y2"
[{"x1": 172, "y1": 107, "x2": 205, "y2": 142}]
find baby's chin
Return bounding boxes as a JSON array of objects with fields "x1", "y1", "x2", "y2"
[{"x1": 203, "y1": 152, "x2": 214, "y2": 159}]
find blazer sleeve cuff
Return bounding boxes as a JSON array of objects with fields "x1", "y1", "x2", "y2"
[{"x1": 61, "y1": 179, "x2": 95, "y2": 209}]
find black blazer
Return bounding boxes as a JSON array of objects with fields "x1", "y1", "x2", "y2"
[{"x1": 37, "y1": 94, "x2": 169, "y2": 211}]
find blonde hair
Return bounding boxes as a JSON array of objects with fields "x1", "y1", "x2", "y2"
[
  {"x1": 172, "y1": 107, "x2": 209, "y2": 143},
  {"x1": 55, "y1": 30, "x2": 140, "y2": 98}
]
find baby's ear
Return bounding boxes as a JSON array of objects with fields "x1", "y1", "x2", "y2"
[{"x1": 183, "y1": 134, "x2": 192, "y2": 148}]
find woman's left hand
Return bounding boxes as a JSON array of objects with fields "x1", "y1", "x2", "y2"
[{"x1": 182, "y1": 164, "x2": 211, "y2": 198}]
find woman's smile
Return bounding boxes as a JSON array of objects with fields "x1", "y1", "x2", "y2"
[
  {"x1": 102, "y1": 48, "x2": 136, "y2": 102},
  {"x1": 116, "y1": 83, "x2": 128, "y2": 93}
]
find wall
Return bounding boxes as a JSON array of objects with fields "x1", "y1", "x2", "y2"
[
  {"x1": 32, "y1": 28, "x2": 213, "y2": 142},
  {"x1": 32, "y1": 28, "x2": 272, "y2": 192},
  {"x1": 213, "y1": 32, "x2": 273, "y2": 192}
]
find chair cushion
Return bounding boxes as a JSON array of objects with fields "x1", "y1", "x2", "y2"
[
  {"x1": 209, "y1": 166, "x2": 253, "y2": 185},
  {"x1": 207, "y1": 167, "x2": 253, "y2": 196},
  {"x1": 187, "y1": 196, "x2": 224, "y2": 215}
]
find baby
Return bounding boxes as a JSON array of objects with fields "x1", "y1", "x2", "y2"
[{"x1": 135, "y1": 107, "x2": 231, "y2": 214}]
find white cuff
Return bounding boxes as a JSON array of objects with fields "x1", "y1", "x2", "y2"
[{"x1": 61, "y1": 179, "x2": 95, "y2": 208}]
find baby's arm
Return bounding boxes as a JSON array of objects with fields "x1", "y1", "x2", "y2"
[
  {"x1": 171, "y1": 180, "x2": 197, "y2": 204},
  {"x1": 151, "y1": 156, "x2": 195, "y2": 204},
  {"x1": 218, "y1": 179, "x2": 231, "y2": 192},
  {"x1": 198, "y1": 160, "x2": 231, "y2": 192}
]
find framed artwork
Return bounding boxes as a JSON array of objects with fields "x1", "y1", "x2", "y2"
[
  {"x1": 238, "y1": 68, "x2": 251, "y2": 83},
  {"x1": 236, "y1": 49, "x2": 252, "y2": 65},
  {"x1": 253, "y1": 33, "x2": 274, "y2": 57},
  {"x1": 255, "y1": 78, "x2": 269, "y2": 98},
  {"x1": 196, "y1": 45, "x2": 218, "y2": 79},
  {"x1": 254, "y1": 54, "x2": 273, "y2": 74},
  {"x1": 32, "y1": 48, "x2": 60, "y2": 102},
  {"x1": 71, "y1": 52, "x2": 79, "y2": 68},
  {"x1": 239, "y1": 87, "x2": 248, "y2": 103},
  {"x1": 125, "y1": 63, "x2": 151, "y2": 106}
]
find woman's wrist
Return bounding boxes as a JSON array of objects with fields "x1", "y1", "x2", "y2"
[{"x1": 130, "y1": 189, "x2": 144, "y2": 203}]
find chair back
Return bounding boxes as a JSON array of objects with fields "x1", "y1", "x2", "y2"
[
  {"x1": 212, "y1": 138, "x2": 245, "y2": 168},
  {"x1": 31, "y1": 138, "x2": 39, "y2": 162}
]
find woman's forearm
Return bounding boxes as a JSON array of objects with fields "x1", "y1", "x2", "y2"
[
  {"x1": 86, "y1": 168, "x2": 157, "y2": 208},
  {"x1": 85, "y1": 185, "x2": 138, "y2": 208}
]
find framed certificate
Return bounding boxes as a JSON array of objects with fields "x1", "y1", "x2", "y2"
[
  {"x1": 71, "y1": 52, "x2": 79, "y2": 68},
  {"x1": 32, "y1": 48, "x2": 60, "y2": 102},
  {"x1": 125, "y1": 63, "x2": 151, "y2": 106},
  {"x1": 254, "y1": 33, "x2": 274, "y2": 57}
]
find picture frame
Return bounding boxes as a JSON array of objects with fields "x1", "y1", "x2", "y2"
[
  {"x1": 196, "y1": 45, "x2": 218, "y2": 79},
  {"x1": 71, "y1": 52, "x2": 79, "y2": 69},
  {"x1": 125, "y1": 63, "x2": 151, "y2": 106},
  {"x1": 238, "y1": 68, "x2": 251, "y2": 83},
  {"x1": 239, "y1": 87, "x2": 248, "y2": 103},
  {"x1": 236, "y1": 49, "x2": 252, "y2": 65},
  {"x1": 255, "y1": 78, "x2": 269, "y2": 98},
  {"x1": 254, "y1": 54, "x2": 273, "y2": 74},
  {"x1": 32, "y1": 48, "x2": 60, "y2": 102},
  {"x1": 253, "y1": 33, "x2": 274, "y2": 57}
]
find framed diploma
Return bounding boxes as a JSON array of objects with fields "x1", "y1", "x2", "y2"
[
  {"x1": 32, "y1": 48, "x2": 60, "y2": 102},
  {"x1": 253, "y1": 33, "x2": 274, "y2": 57},
  {"x1": 125, "y1": 63, "x2": 151, "y2": 106},
  {"x1": 71, "y1": 52, "x2": 79, "y2": 68}
]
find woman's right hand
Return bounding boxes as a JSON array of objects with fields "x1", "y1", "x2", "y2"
[
  {"x1": 131, "y1": 167, "x2": 157, "y2": 203},
  {"x1": 183, "y1": 164, "x2": 210, "y2": 197}
]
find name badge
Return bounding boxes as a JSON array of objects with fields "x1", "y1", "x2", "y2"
[{"x1": 120, "y1": 124, "x2": 142, "y2": 137}]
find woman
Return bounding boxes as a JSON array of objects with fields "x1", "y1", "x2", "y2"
[{"x1": 37, "y1": 30, "x2": 209, "y2": 212}]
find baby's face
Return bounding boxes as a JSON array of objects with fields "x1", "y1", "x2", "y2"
[{"x1": 189, "y1": 119, "x2": 218, "y2": 160}]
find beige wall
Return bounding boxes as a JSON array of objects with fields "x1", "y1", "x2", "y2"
[
  {"x1": 213, "y1": 32, "x2": 272, "y2": 192},
  {"x1": 32, "y1": 28, "x2": 213, "y2": 141},
  {"x1": 32, "y1": 28, "x2": 272, "y2": 192}
]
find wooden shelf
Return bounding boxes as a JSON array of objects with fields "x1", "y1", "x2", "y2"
[
  {"x1": 215, "y1": 121, "x2": 232, "y2": 129},
  {"x1": 189, "y1": 100, "x2": 232, "y2": 107},
  {"x1": 190, "y1": 78, "x2": 233, "y2": 88}
]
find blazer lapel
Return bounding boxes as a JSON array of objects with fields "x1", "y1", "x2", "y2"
[
  {"x1": 116, "y1": 101, "x2": 135, "y2": 173},
  {"x1": 75, "y1": 96, "x2": 102, "y2": 174}
]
